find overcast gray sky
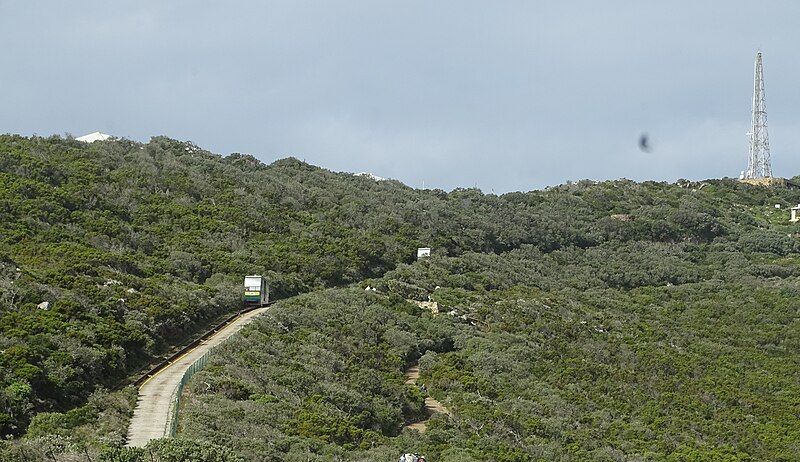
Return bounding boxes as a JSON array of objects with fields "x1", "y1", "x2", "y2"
[{"x1": 2, "y1": 1, "x2": 798, "y2": 192}]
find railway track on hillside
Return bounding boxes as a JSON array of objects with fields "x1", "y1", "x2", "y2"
[
  {"x1": 132, "y1": 303, "x2": 273, "y2": 388},
  {"x1": 126, "y1": 302, "x2": 273, "y2": 447}
]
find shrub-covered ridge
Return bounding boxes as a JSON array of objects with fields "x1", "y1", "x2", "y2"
[
  {"x1": 178, "y1": 238, "x2": 800, "y2": 459},
  {"x1": 2, "y1": 134, "x2": 800, "y2": 460}
]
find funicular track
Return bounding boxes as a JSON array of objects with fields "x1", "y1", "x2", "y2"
[{"x1": 126, "y1": 303, "x2": 273, "y2": 447}]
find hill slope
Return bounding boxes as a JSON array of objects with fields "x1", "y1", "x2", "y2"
[
  {"x1": 172, "y1": 179, "x2": 800, "y2": 460},
  {"x1": 0, "y1": 134, "x2": 546, "y2": 436},
  {"x1": 2, "y1": 134, "x2": 800, "y2": 461}
]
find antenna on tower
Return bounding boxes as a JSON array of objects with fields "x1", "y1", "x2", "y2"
[{"x1": 744, "y1": 50, "x2": 772, "y2": 179}]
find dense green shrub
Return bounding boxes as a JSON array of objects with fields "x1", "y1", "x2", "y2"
[{"x1": 3, "y1": 134, "x2": 800, "y2": 460}]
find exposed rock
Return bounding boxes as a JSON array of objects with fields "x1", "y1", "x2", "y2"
[{"x1": 412, "y1": 300, "x2": 439, "y2": 315}]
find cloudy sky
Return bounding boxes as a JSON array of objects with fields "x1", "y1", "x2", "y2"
[{"x1": 2, "y1": 1, "x2": 799, "y2": 193}]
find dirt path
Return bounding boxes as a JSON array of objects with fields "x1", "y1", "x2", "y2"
[
  {"x1": 404, "y1": 366, "x2": 450, "y2": 432},
  {"x1": 125, "y1": 307, "x2": 269, "y2": 447}
]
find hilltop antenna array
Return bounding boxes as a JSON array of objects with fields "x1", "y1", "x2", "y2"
[{"x1": 744, "y1": 51, "x2": 772, "y2": 179}]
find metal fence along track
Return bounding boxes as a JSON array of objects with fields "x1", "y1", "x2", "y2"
[
  {"x1": 125, "y1": 303, "x2": 273, "y2": 446},
  {"x1": 168, "y1": 349, "x2": 211, "y2": 436},
  {"x1": 133, "y1": 303, "x2": 272, "y2": 389}
]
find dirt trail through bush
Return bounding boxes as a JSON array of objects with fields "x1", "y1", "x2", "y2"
[{"x1": 404, "y1": 365, "x2": 450, "y2": 432}]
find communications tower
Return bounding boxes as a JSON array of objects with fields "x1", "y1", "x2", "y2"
[{"x1": 744, "y1": 50, "x2": 772, "y2": 179}]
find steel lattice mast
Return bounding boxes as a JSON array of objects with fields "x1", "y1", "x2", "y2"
[{"x1": 745, "y1": 50, "x2": 772, "y2": 179}]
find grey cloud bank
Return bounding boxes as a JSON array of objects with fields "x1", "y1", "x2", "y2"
[{"x1": 2, "y1": 1, "x2": 799, "y2": 192}]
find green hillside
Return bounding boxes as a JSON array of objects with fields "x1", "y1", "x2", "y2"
[
  {"x1": 174, "y1": 179, "x2": 800, "y2": 460},
  {"x1": 1, "y1": 134, "x2": 800, "y2": 461},
  {"x1": 0, "y1": 134, "x2": 551, "y2": 438}
]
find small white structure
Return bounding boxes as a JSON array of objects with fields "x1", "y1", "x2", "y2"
[
  {"x1": 76, "y1": 132, "x2": 111, "y2": 143},
  {"x1": 37, "y1": 301, "x2": 50, "y2": 311},
  {"x1": 354, "y1": 172, "x2": 387, "y2": 181},
  {"x1": 791, "y1": 205, "x2": 800, "y2": 223},
  {"x1": 417, "y1": 247, "x2": 431, "y2": 259},
  {"x1": 400, "y1": 454, "x2": 426, "y2": 462}
]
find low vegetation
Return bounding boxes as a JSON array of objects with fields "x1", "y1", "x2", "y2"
[
  {"x1": 170, "y1": 244, "x2": 800, "y2": 460},
  {"x1": 2, "y1": 134, "x2": 800, "y2": 460}
]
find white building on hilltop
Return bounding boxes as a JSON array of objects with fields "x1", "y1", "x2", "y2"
[
  {"x1": 354, "y1": 172, "x2": 387, "y2": 181},
  {"x1": 75, "y1": 132, "x2": 112, "y2": 143}
]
